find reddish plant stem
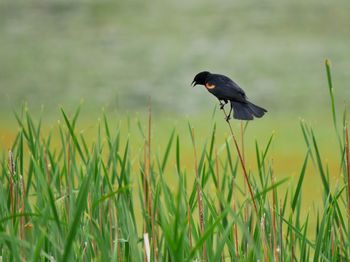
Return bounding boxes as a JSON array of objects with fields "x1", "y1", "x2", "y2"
[
  {"x1": 222, "y1": 109, "x2": 258, "y2": 215},
  {"x1": 240, "y1": 120, "x2": 249, "y2": 231},
  {"x1": 241, "y1": 121, "x2": 245, "y2": 164}
]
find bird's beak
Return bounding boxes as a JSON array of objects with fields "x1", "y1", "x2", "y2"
[{"x1": 191, "y1": 80, "x2": 196, "y2": 87}]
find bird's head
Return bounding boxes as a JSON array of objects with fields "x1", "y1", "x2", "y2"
[{"x1": 191, "y1": 71, "x2": 210, "y2": 87}]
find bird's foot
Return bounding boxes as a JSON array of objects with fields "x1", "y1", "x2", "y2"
[
  {"x1": 225, "y1": 115, "x2": 231, "y2": 122},
  {"x1": 220, "y1": 102, "x2": 227, "y2": 110}
]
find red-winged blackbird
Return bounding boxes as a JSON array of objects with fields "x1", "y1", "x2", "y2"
[{"x1": 191, "y1": 71, "x2": 267, "y2": 121}]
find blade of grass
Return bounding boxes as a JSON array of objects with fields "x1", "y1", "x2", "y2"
[
  {"x1": 292, "y1": 152, "x2": 309, "y2": 213},
  {"x1": 61, "y1": 108, "x2": 86, "y2": 164},
  {"x1": 161, "y1": 129, "x2": 175, "y2": 173},
  {"x1": 311, "y1": 130, "x2": 330, "y2": 196},
  {"x1": 61, "y1": 170, "x2": 91, "y2": 261}
]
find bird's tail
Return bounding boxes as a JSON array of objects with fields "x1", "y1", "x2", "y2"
[{"x1": 230, "y1": 101, "x2": 267, "y2": 120}]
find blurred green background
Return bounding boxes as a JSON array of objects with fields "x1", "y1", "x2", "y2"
[
  {"x1": 0, "y1": 0, "x2": 349, "y2": 191},
  {"x1": 1, "y1": 0, "x2": 349, "y2": 117}
]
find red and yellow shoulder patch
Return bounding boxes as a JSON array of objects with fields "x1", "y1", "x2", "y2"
[{"x1": 205, "y1": 83, "x2": 216, "y2": 89}]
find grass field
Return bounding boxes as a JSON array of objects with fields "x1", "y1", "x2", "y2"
[{"x1": 1, "y1": 62, "x2": 350, "y2": 260}]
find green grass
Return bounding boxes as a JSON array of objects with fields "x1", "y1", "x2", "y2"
[{"x1": 0, "y1": 61, "x2": 349, "y2": 260}]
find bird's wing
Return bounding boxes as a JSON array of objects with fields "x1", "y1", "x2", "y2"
[{"x1": 206, "y1": 74, "x2": 247, "y2": 102}]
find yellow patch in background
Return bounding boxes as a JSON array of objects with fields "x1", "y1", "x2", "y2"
[{"x1": 205, "y1": 83, "x2": 215, "y2": 89}]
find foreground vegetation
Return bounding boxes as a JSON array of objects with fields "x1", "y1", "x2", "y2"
[{"x1": 1, "y1": 61, "x2": 349, "y2": 261}]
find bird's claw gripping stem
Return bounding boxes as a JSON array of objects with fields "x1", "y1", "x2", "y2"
[
  {"x1": 225, "y1": 115, "x2": 231, "y2": 122},
  {"x1": 219, "y1": 102, "x2": 227, "y2": 110}
]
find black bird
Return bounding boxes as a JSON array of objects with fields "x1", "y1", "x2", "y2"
[{"x1": 191, "y1": 71, "x2": 267, "y2": 121}]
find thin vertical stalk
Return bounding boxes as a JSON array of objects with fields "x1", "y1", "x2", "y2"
[
  {"x1": 291, "y1": 230, "x2": 295, "y2": 261},
  {"x1": 67, "y1": 138, "x2": 71, "y2": 180},
  {"x1": 109, "y1": 199, "x2": 113, "y2": 249},
  {"x1": 270, "y1": 206, "x2": 274, "y2": 258},
  {"x1": 233, "y1": 202, "x2": 239, "y2": 259},
  {"x1": 241, "y1": 121, "x2": 245, "y2": 164},
  {"x1": 143, "y1": 140, "x2": 148, "y2": 223},
  {"x1": 8, "y1": 150, "x2": 15, "y2": 224},
  {"x1": 325, "y1": 60, "x2": 343, "y2": 155},
  {"x1": 279, "y1": 203, "x2": 284, "y2": 262},
  {"x1": 241, "y1": 120, "x2": 249, "y2": 235},
  {"x1": 215, "y1": 149, "x2": 224, "y2": 262},
  {"x1": 155, "y1": 203, "x2": 159, "y2": 255},
  {"x1": 66, "y1": 139, "x2": 71, "y2": 223},
  {"x1": 261, "y1": 214, "x2": 268, "y2": 262},
  {"x1": 147, "y1": 100, "x2": 152, "y2": 222},
  {"x1": 345, "y1": 125, "x2": 350, "y2": 218},
  {"x1": 272, "y1": 177, "x2": 278, "y2": 261},
  {"x1": 143, "y1": 142, "x2": 147, "y2": 262},
  {"x1": 229, "y1": 154, "x2": 239, "y2": 259},
  {"x1": 215, "y1": 148, "x2": 220, "y2": 194},
  {"x1": 339, "y1": 225, "x2": 343, "y2": 260},
  {"x1": 325, "y1": 59, "x2": 337, "y2": 128},
  {"x1": 191, "y1": 128, "x2": 206, "y2": 262},
  {"x1": 147, "y1": 98, "x2": 157, "y2": 261},
  {"x1": 222, "y1": 109, "x2": 258, "y2": 215},
  {"x1": 100, "y1": 184, "x2": 103, "y2": 233},
  {"x1": 331, "y1": 226, "x2": 335, "y2": 258},
  {"x1": 89, "y1": 192, "x2": 97, "y2": 255},
  {"x1": 20, "y1": 175, "x2": 25, "y2": 240},
  {"x1": 116, "y1": 208, "x2": 122, "y2": 262},
  {"x1": 144, "y1": 233, "x2": 151, "y2": 262},
  {"x1": 346, "y1": 124, "x2": 350, "y2": 258},
  {"x1": 16, "y1": 179, "x2": 20, "y2": 236},
  {"x1": 44, "y1": 149, "x2": 51, "y2": 184},
  {"x1": 188, "y1": 203, "x2": 192, "y2": 249}
]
